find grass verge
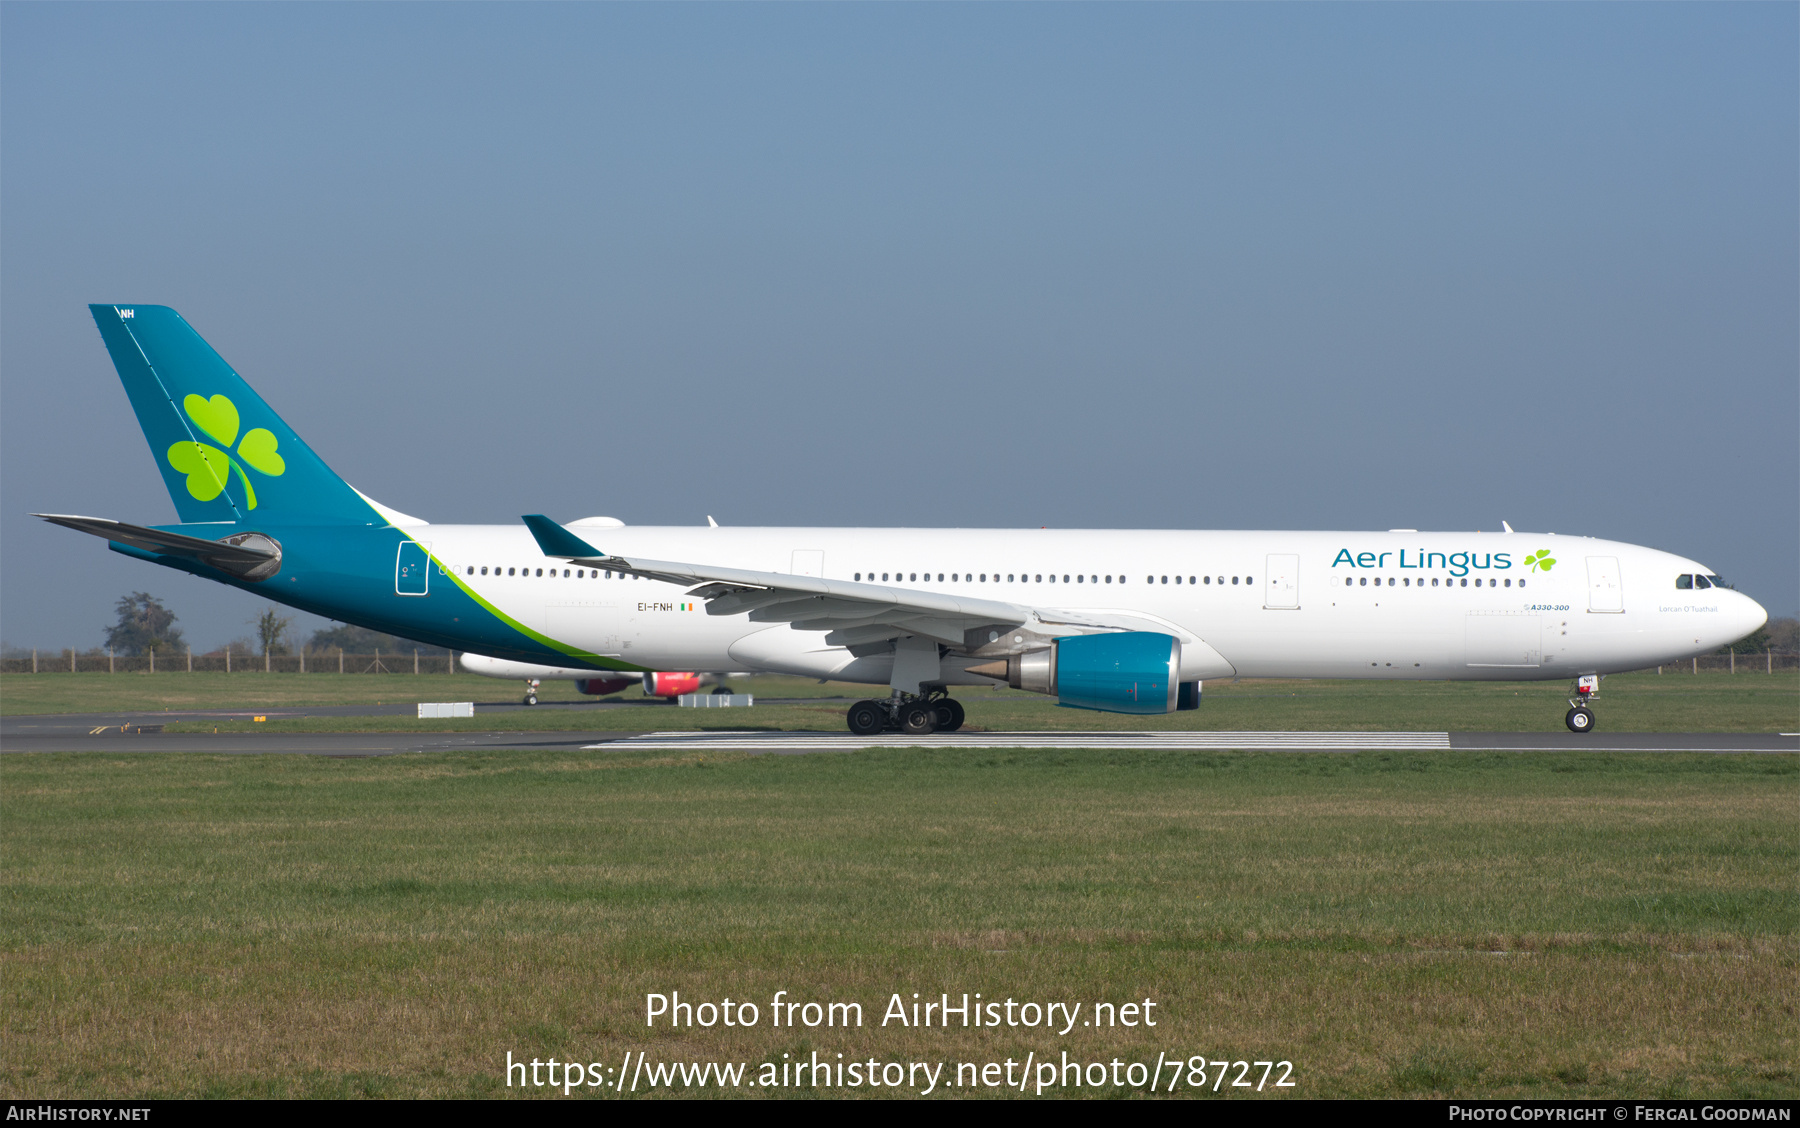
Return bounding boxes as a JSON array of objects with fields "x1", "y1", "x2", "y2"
[{"x1": 3, "y1": 747, "x2": 1795, "y2": 1098}]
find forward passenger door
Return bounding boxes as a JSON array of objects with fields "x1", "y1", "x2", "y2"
[{"x1": 1586, "y1": 556, "x2": 1623, "y2": 613}]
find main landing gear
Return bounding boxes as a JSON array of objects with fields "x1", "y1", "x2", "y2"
[
  {"x1": 1564, "y1": 674, "x2": 1599, "y2": 733},
  {"x1": 846, "y1": 691, "x2": 965, "y2": 736}
]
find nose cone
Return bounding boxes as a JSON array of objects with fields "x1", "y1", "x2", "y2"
[{"x1": 1734, "y1": 592, "x2": 1770, "y2": 643}]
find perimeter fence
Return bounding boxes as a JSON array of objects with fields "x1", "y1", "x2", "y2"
[
  {"x1": 1, "y1": 650, "x2": 459, "y2": 674},
  {"x1": 3, "y1": 650, "x2": 1796, "y2": 675}
]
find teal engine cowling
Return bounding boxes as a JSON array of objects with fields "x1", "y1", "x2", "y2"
[{"x1": 982, "y1": 631, "x2": 1182, "y2": 714}]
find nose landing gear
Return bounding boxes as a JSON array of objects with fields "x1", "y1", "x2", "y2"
[
  {"x1": 1564, "y1": 674, "x2": 1599, "y2": 733},
  {"x1": 523, "y1": 678, "x2": 540, "y2": 707},
  {"x1": 844, "y1": 691, "x2": 965, "y2": 736}
]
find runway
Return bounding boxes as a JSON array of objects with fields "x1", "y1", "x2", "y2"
[
  {"x1": 1, "y1": 714, "x2": 1793, "y2": 756},
  {"x1": 594, "y1": 730, "x2": 1455, "y2": 750},
  {"x1": 593, "y1": 731, "x2": 1799, "y2": 753}
]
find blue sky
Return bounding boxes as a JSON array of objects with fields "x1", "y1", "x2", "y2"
[{"x1": 3, "y1": 3, "x2": 1795, "y2": 649}]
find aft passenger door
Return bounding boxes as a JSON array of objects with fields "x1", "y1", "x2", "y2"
[
  {"x1": 1264, "y1": 554, "x2": 1299, "y2": 609},
  {"x1": 396, "y1": 541, "x2": 431, "y2": 596},
  {"x1": 1586, "y1": 556, "x2": 1623, "y2": 613}
]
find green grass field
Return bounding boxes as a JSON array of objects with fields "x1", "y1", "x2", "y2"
[
  {"x1": 3, "y1": 671, "x2": 1796, "y2": 1099},
  {"x1": 3, "y1": 745, "x2": 1796, "y2": 1099},
  {"x1": 2, "y1": 670, "x2": 1796, "y2": 733}
]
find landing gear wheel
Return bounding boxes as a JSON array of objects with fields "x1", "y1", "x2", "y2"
[
  {"x1": 933, "y1": 698, "x2": 965, "y2": 732},
  {"x1": 1565, "y1": 706, "x2": 1595, "y2": 734},
  {"x1": 713, "y1": 685, "x2": 735, "y2": 697},
  {"x1": 524, "y1": 693, "x2": 538, "y2": 706},
  {"x1": 846, "y1": 700, "x2": 886, "y2": 736},
  {"x1": 899, "y1": 701, "x2": 938, "y2": 737}
]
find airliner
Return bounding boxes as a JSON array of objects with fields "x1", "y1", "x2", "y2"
[
  {"x1": 458, "y1": 652, "x2": 739, "y2": 707},
  {"x1": 40, "y1": 306, "x2": 1768, "y2": 735}
]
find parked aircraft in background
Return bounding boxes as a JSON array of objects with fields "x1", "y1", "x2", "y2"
[
  {"x1": 457, "y1": 652, "x2": 738, "y2": 706},
  {"x1": 41, "y1": 306, "x2": 1768, "y2": 735}
]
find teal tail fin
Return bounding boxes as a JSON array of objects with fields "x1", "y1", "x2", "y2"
[{"x1": 90, "y1": 304, "x2": 378, "y2": 525}]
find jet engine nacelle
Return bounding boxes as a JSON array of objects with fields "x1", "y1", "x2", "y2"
[
  {"x1": 643, "y1": 671, "x2": 702, "y2": 697},
  {"x1": 973, "y1": 632, "x2": 1187, "y2": 714}
]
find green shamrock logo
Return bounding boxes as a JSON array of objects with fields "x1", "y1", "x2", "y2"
[
  {"x1": 166, "y1": 393, "x2": 285, "y2": 510},
  {"x1": 1523, "y1": 549, "x2": 1556, "y2": 573}
]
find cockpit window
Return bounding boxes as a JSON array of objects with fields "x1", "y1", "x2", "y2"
[
  {"x1": 1706, "y1": 575, "x2": 1731, "y2": 589},
  {"x1": 1675, "y1": 574, "x2": 1693, "y2": 589},
  {"x1": 1693, "y1": 574, "x2": 1711, "y2": 589}
]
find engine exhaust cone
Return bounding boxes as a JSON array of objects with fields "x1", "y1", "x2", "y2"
[{"x1": 965, "y1": 660, "x2": 1009, "y2": 681}]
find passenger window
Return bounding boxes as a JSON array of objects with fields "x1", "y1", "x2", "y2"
[
  {"x1": 563, "y1": 569, "x2": 570, "y2": 577},
  {"x1": 1503, "y1": 578, "x2": 1510, "y2": 587},
  {"x1": 1460, "y1": 578, "x2": 1467, "y2": 587},
  {"x1": 1035, "y1": 574, "x2": 1042, "y2": 583},
  {"x1": 1431, "y1": 578, "x2": 1438, "y2": 587},
  {"x1": 1232, "y1": 576, "x2": 1239, "y2": 585},
  {"x1": 1205, "y1": 576, "x2": 1212, "y2": 585},
  {"x1": 1402, "y1": 578, "x2": 1409, "y2": 586},
  {"x1": 1105, "y1": 575, "x2": 1112, "y2": 584},
  {"x1": 1075, "y1": 575, "x2": 1083, "y2": 583},
  {"x1": 1188, "y1": 576, "x2": 1196, "y2": 585},
  {"x1": 1518, "y1": 580, "x2": 1525, "y2": 588},
  {"x1": 479, "y1": 567, "x2": 487, "y2": 575},
  {"x1": 1694, "y1": 575, "x2": 1711, "y2": 589},
  {"x1": 507, "y1": 567, "x2": 515, "y2": 576},
  {"x1": 1475, "y1": 579, "x2": 1482, "y2": 588},
  {"x1": 1360, "y1": 577, "x2": 1367, "y2": 587},
  {"x1": 938, "y1": 574, "x2": 944, "y2": 582}
]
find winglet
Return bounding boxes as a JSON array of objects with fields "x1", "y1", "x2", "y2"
[{"x1": 522, "y1": 514, "x2": 605, "y2": 559}]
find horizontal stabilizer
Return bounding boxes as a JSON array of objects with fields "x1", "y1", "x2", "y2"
[{"x1": 35, "y1": 514, "x2": 281, "y2": 579}]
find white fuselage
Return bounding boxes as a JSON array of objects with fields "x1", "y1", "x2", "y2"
[{"x1": 416, "y1": 526, "x2": 1766, "y2": 685}]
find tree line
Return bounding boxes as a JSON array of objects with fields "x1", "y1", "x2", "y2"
[{"x1": 96, "y1": 593, "x2": 450, "y2": 657}]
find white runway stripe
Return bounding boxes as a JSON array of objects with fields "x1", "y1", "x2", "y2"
[{"x1": 592, "y1": 730, "x2": 1452, "y2": 751}]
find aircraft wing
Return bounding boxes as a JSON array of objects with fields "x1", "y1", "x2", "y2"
[{"x1": 521, "y1": 514, "x2": 1123, "y2": 650}]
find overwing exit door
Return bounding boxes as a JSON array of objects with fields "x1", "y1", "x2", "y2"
[{"x1": 1264, "y1": 554, "x2": 1299, "y2": 609}]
